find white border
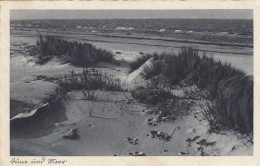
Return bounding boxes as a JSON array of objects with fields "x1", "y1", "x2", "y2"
[{"x1": 1, "y1": 1, "x2": 259, "y2": 166}]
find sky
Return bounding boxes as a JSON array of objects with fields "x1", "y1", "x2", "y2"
[{"x1": 10, "y1": 10, "x2": 253, "y2": 20}]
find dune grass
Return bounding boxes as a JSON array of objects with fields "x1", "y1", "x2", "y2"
[
  {"x1": 57, "y1": 69, "x2": 126, "y2": 93},
  {"x1": 132, "y1": 47, "x2": 253, "y2": 135},
  {"x1": 30, "y1": 35, "x2": 114, "y2": 66}
]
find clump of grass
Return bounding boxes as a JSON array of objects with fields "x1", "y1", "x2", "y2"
[
  {"x1": 129, "y1": 54, "x2": 152, "y2": 72},
  {"x1": 133, "y1": 47, "x2": 253, "y2": 135},
  {"x1": 217, "y1": 75, "x2": 253, "y2": 134},
  {"x1": 200, "y1": 101, "x2": 231, "y2": 134},
  {"x1": 57, "y1": 69, "x2": 125, "y2": 93},
  {"x1": 29, "y1": 35, "x2": 114, "y2": 66}
]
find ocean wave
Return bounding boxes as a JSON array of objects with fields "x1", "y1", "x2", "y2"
[
  {"x1": 158, "y1": 29, "x2": 166, "y2": 32},
  {"x1": 175, "y1": 30, "x2": 182, "y2": 33},
  {"x1": 116, "y1": 27, "x2": 135, "y2": 31},
  {"x1": 219, "y1": 32, "x2": 229, "y2": 35}
]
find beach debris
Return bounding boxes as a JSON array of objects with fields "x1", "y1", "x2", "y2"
[
  {"x1": 177, "y1": 152, "x2": 189, "y2": 156},
  {"x1": 157, "y1": 115, "x2": 168, "y2": 122},
  {"x1": 125, "y1": 137, "x2": 138, "y2": 145},
  {"x1": 146, "y1": 117, "x2": 154, "y2": 122},
  {"x1": 150, "y1": 131, "x2": 172, "y2": 141},
  {"x1": 146, "y1": 115, "x2": 172, "y2": 126},
  {"x1": 196, "y1": 145, "x2": 209, "y2": 156},
  {"x1": 62, "y1": 128, "x2": 79, "y2": 139},
  {"x1": 196, "y1": 139, "x2": 216, "y2": 147},
  {"x1": 196, "y1": 139, "x2": 215, "y2": 155},
  {"x1": 129, "y1": 152, "x2": 145, "y2": 156},
  {"x1": 147, "y1": 122, "x2": 157, "y2": 126},
  {"x1": 186, "y1": 136, "x2": 200, "y2": 146},
  {"x1": 146, "y1": 117, "x2": 158, "y2": 126},
  {"x1": 163, "y1": 149, "x2": 168, "y2": 152}
]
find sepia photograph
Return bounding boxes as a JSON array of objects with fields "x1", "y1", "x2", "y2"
[{"x1": 9, "y1": 9, "x2": 253, "y2": 157}]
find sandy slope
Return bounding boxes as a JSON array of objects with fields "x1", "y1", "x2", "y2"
[{"x1": 11, "y1": 90, "x2": 252, "y2": 156}]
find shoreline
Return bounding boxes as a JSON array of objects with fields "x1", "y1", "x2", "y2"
[{"x1": 11, "y1": 29, "x2": 253, "y2": 49}]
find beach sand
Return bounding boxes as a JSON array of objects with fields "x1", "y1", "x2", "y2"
[{"x1": 10, "y1": 30, "x2": 253, "y2": 156}]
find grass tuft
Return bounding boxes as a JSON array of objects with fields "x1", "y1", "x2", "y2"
[
  {"x1": 57, "y1": 69, "x2": 126, "y2": 93},
  {"x1": 29, "y1": 35, "x2": 114, "y2": 66}
]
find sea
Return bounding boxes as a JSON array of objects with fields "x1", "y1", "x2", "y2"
[{"x1": 10, "y1": 19, "x2": 253, "y2": 46}]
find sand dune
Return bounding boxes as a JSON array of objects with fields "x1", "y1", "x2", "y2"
[{"x1": 10, "y1": 31, "x2": 253, "y2": 156}]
